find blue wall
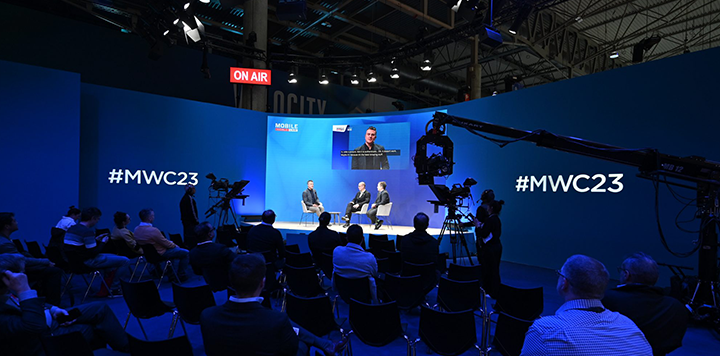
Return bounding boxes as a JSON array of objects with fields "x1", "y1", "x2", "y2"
[
  {"x1": 79, "y1": 84, "x2": 267, "y2": 235},
  {"x1": 447, "y1": 47, "x2": 720, "y2": 279},
  {"x1": 0, "y1": 60, "x2": 81, "y2": 243}
]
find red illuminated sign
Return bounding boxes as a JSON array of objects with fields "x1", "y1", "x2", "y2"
[{"x1": 229, "y1": 67, "x2": 272, "y2": 85}]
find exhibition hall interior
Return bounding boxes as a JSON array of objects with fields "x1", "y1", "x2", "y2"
[{"x1": 1, "y1": 0, "x2": 720, "y2": 355}]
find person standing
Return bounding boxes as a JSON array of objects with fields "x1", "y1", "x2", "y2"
[
  {"x1": 302, "y1": 180, "x2": 324, "y2": 218},
  {"x1": 366, "y1": 181, "x2": 390, "y2": 230},
  {"x1": 341, "y1": 181, "x2": 371, "y2": 228},
  {"x1": 475, "y1": 199, "x2": 504, "y2": 297},
  {"x1": 180, "y1": 184, "x2": 200, "y2": 249}
]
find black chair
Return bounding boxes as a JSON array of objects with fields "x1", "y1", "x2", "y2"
[
  {"x1": 172, "y1": 283, "x2": 216, "y2": 332},
  {"x1": 285, "y1": 250, "x2": 314, "y2": 268},
  {"x1": 436, "y1": 276, "x2": 482, "y2": 312},
  {"x1": 286, "y1": 244, "x2": 301, "y2": 253},
  {"x1": 60, "y1": 247, "x2": 115, "y2": 303},
  {"x1": 376, "y1": 257, "x2": 390, "y2": 274},
  {"x1": 334, "y1": 273, "x2": 372, "y2": 304},
  {"x1": 25, "y1": 240, "x2": 45, "y2": 258},
  {"x1": 317, "y1": 251, "x2": 335, "y2": 280},
  {"x1": 41, "y1": 331, "x2": 94, "y2": 356},
  {"x1": 121, "y1": 279, "x2": 179, "y2": 340},
  {"x1": 49, "y1": 227, "x2": 66, "y2": 248},
  {"x1": 383, "y1": 273, "x2": 426, "y2": 310},
  {"x1": 372, "y1": 239, "x2": 395, "y2": 253},
  {"x1": 417, "y1": 305, "x2": 479, "y2": 355},
  {"x1": 216, "y1": 225, "x2": 240, "y2": 248},
  {"x1": 12, "y1": 239, "x2": 26, "y2": 252},
  {"x1": 401, "y1": 261, "x2": 437, "y2": 294},
  {"x1": 127, "y1": 333, "x2": 193, "y2": 356},
  {"x1": 386, "y1": 251, "x2": 402, "y2": 275},
  {"x1": 348, "y1": 299, "x2": 411, "y2": 355},
  {"x1": 284, "y1": 292, "x2": 341, "y2": 337},
  {"x1": 169, "y1": 233, "x2": 186, "y2": 249},
  {"x1": 111, "y1": 239, "x2": 144, "y2": 281},
  {"x1": 284, "y1": 265, "x2": 325, "y2": 297},
  {"x1": 494, "y1": 284, "x2": 544, "y2": 319},
  {"x1": 201, "y1": 266, "x2": 229, "y2": 292},
  {"x1": 264, "y1": 262, "x2": 283, "y2": 299},
  {"x1": 395, "y1": 234, "x2": 404, "y2": 251},
  {"x1": 492, "y1": 312, "x2": 534, "y2": 356},
  {"x1": 137, "y1": 244, "x2": 178, "y2": 288},
  {"x1": 447, "y1": 263, "x2": 482, "y2": 282}
]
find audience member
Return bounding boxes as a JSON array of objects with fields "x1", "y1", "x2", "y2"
[
  {"x1": 246, "y1": 210, "x2": 285, "y2": 268},
  {"x1": 64, "y1": 207, "x2": 129, "y2": 294},
  {"x1": 400, "y1": 213, "x2": 439, "y2": 265},
  {"x1": 0, "y1": 212, "x2": 63, "y2": 305},
  {"x1": 308, "y1": 212, "x2": 343, "y2": 259},
  {"x1": 189, "y1": 222, "x2": 236, "y2": 276},
  {"x1": 341, "y1": 181, "x2": 371, "y2": 227},
  {"x1": 180, "y1": 184, "x2": 200, "y2": 249},
  {"x1": 366, "y1": 181, "x2": 390, "y2": 230},
  {"x1": 520, "y1": 254, "x2": 652, "y2": 355},
  {"x1": 133, "y1": 208, "x2": 190, "y2": 282},
  {"x1": 476, "y1": 199, "x2": 504, "y2": 297},
  {"x1": 200, "y1": 254, "x2": 346, "y2": 356},
  {"x1": 111, "y1": 211, "x2": 142, "y2": 256},
  {"x1": 55, "y1": 206, "x2": 81, "y2": 231},
  {"x1": 332, "y1": 224, "x2": 378, "y2": 303},
  {"x1": 0, "y1": 254, "x2": 129, "y2": 355},
  {"x1": 302, "y1": 180, "x2": 325, "y2": 218},
  {"x1": 603, "y1": 252, "x2": 690, "y2": 356}
]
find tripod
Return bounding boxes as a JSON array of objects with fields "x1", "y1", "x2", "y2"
[{"x1": 437, "y1": 206, "x2": 474, "y2": 265}]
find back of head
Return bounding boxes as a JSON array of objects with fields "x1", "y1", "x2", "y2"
[
  {"x1": 0, "y1": 212, "x2": 14, "y2": 230},
  {"x1": 562, "y1": 254, "x2": 609, "y2": 299},
  {"x1": 113, "y1": 211, "x2": 127, "y2": 228},
  {"x1": 481, "y1": 189, "x2": 495, "y2": 203},
  {"x1": 489, "y1": 200, "x2": 505, "y2": 215},
  {"x1": 66, "y1": 206, "x2": 81, "y2": 217},
  {"x1": 194, "y1": 221, "x2": 215, "y2": 242},
  {"x1": 80, "y1": 207, "x2": 102, "y2": 222},
  {"x1": 413, "y1": 212, "x2": 429, "y2": 231},
  {"x1": 346, "y1": 224, "x2": 364, "y2": 245},
  {"x1": 318, "y1": 212, "x2": 331, "y2": 226},
  {"x1": 621, "y1": 252, "x2": 659, "y2": 286},
  {"x1": 261, "y1": 210, "x2": 276, "y2": 224},
  {"x1": 229, "y1": 253, "x2": 267, "y2": 297},
  {"x1": 0, "y1": 254, "x2": 26, "y2": 291},
  {"x1": 138, "y1": 208, "x2": 153, "y2": 222}
]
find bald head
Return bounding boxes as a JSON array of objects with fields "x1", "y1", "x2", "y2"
[
  {"x1": 262, "y1": 210, "x2": 276, "y2": 224},
  {"x1": 560, "y1": 255, "x2": 609, "y2": 300}
]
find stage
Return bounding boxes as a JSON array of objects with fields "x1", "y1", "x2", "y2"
[{"x1": 243, "y1": 220, "x2": 479, "y2": 256}]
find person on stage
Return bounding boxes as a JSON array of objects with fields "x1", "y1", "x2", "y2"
[
  {"x1": 302, "y1": 180, "x2": 324, "y2": 218},
  {"x1": 351, "y1": 126, "x2": 390, "y2": 170},
  {"x1": 342, "y1": 181, "x2": 371, "y2": 228},
  {"x1": 366, "y1": 181, "x2": 390, "y2": 230}
]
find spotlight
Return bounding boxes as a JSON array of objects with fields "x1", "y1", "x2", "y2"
[
  {"x1": 288, "y1": 65, "x2": 298, "y2": 84},
  {"x1": 184, "y1": 2, "x2": 191, "y2": 10},
  {"x1": 350, "y1": 68, "x2": 360, "y2": 85},
  {"x1": 173, "y1": 18, "x2": 180, "y2": 25},
  {"x1": 390, "y1": 65, "x2": 400, "y2": 79},
  {"x1": 200, "y1": 0, "x2": 210, "y2": 3},
  {"x1": 420, "y1": 51, "x2": 433, "y2": 72},
  {"x1": 318, "y1": 69, "x2": 329, "y2": 85},
  {"x1": 609, "y1": 51, "x2": 619, "y2": 59},
  {"x1": 366, "y1": 68, "x2": 377, "y2": 83},
  {"x1": 163, "y1": 29, "x2": 170, "y2": 36}
]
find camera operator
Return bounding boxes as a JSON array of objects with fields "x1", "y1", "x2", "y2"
[
  {"x1": 474, "y1": 199, "x2": 504, "y2": 298},
  {"x1": 478, "y1": 189, "x2": 495, "y2": 214}
]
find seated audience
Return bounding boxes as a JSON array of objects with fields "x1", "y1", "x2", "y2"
[
  {"x1": 110, "y1": 211, "x2": 142, "y2": 256},
  {"x1": 246, "y1": 210, "x2": 286, "y2": 268},
  {"x1": 520, "y1": 254, "x2": 652, "y2": 355},
  {"x1": 200, "y1": 253, "x2": 346, "y2": 356},
  {"x1": 189, "y1": 222, "x2": 236, "y2": 276},
  {"x1": 0, "y1": 212, "x2": 63, "y2": 305},
  {"x1": 332, "y1": 224, "x2": 378, "y2": 303},
  {"x1": 55, "y1": 206, "x2": 81, "y2": 231},
  {"x1": 400, "y1": 212, "x2": 439, "y2": 265},
  {"x1": 308, "y1": 212, "x2": 343, "y2": 259},
  {"x1": 603, "y1": 252, "x2": 690, "y2": 356},
  {"x1": 0, "y1": 254, "x2": 129, "y2": 355},
  {"x1": 64, "y1": 207, "x2": 129, "y2": 294},
  {"x1": 133, "y1": 208, "x2": 189, "y2": 282}
]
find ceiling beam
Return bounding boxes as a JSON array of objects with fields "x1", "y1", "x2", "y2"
[{"x1": 381, "y1": 0, "x2": 452, "y2": 30}]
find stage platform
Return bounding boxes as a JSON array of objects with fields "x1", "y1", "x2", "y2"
[{"x1": 244, "y1": 221, "x2": 479, "y2": 255}]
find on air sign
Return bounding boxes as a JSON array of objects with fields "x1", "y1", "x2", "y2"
[{"x1": 230, "y1": 67, "x2": 272, "y2": 85}]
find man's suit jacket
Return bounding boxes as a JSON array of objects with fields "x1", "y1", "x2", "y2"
[
  {"x1": 602, "y1": 284, "x2": 690, "y2": 356},
  {"x1": 200, "y1": 301, "x2": 299, "y2": 356},
  {"x1": 302, "y1": 189, "x2": 320, "y2": 206},
  {"x1": 400, "y1": 230, "x2": 439, "y2": 265},
  {"x1": 189, "y1": 242, "x2": 237, "y2": 276},
  {"x1": 351, "y1": 143, "x2": 390, "y2": 170},
  {"x1": 351, "y1": 190, "x2": 371, "y2": 206},
  {"x1": 179, "y1": 193, "x2": 199, "y2": 226},
  {"x1": 374, "y1": 190, "x2": 390, "y2": 206},
  {"x1": 308, "y1": 226, "x2": 343, "y2": 258},
  {"x1": 246, "y1": 224, "x2": 285, "y2": 262},
  {"x1": 0, "y1": 295, "x2": 49, "y2": 356}
]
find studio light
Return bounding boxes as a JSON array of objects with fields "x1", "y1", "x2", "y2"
[
  {"x1": 173, "y1": 18, "x2": 180, "y2": 25},
  {"x1": 318, "y1": 69, "x2": 329, "y2": 85},
  {"x1": 390, "y1": 65, "x2": 400, "y2": 79},
  {"x1": 200, "y1": 0, "x2": 210, "y2": 3},
  {"x1": 509, "y1": 4, "x2": 533, "y2": 36},
  {"x1": 366, "y1": 68, "x2": 377, "y2": 83},
  {"x1": 609, "y1": 51, "x2": 619, "y2": 59},
  {"x1": 288, "y1": 65, "x2": 298, "y2": 84},
  {"x1": 163, "y1": 29, "x2": 170, "y2": 36},
  {"x1": 421, "y1": 50, "x2": 433, "y2": 72},
  {"x1": 350, "y1": 68, "x2": 360, "y2": 85},
  {"x1": 184, "y1": 2, "x2": 191, "y2": 10}
]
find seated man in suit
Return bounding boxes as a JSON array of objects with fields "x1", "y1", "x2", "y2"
[
  {"x1": 133, "y1": 208, "x2": 190, "y2": 282},
  {"x1": 308, "y1": 212, "x2": 343, "y2": 260},
  {"x1": 603, "y1": 252, "x2": 690, "y2": 356},
  {"x1": 302, "y1": 180, "x2": 325, "y2": 218},
  {"x1": 0, "y1": 212, "x2": 63, "y2": 305},
  {"x1": 332, "y1": 224, "x2": 378, "y2": 303},
  {"x1": 400, "y1": 213, "x2": 439, "y2": 265},
  {"x1": 341, "y1": 181, "x2": 371, "y2": 227},
  {"x1": 0, "y1": 254, "x2": 129, "y2": 356},
  {"x1": 189, "y1": 222, "x2": 236, "y2": 278},
  {"x1": 200, "y1": 253, "x2": 346, "y2": 356},
  {"x1": 246, "y1": 210, "x2": 286, "y2": 268},
  {"x1": 366, "y1": 181, "x2": 390, "y2": 230}
]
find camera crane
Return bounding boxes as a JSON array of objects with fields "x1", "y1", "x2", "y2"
[{"x1": 419, "y1": 112, "x2": 720, "y2": 320}]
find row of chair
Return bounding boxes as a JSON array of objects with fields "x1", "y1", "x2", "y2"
[{"x1": 300, "y1": 201, "x2": 394, "y2": 229}]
